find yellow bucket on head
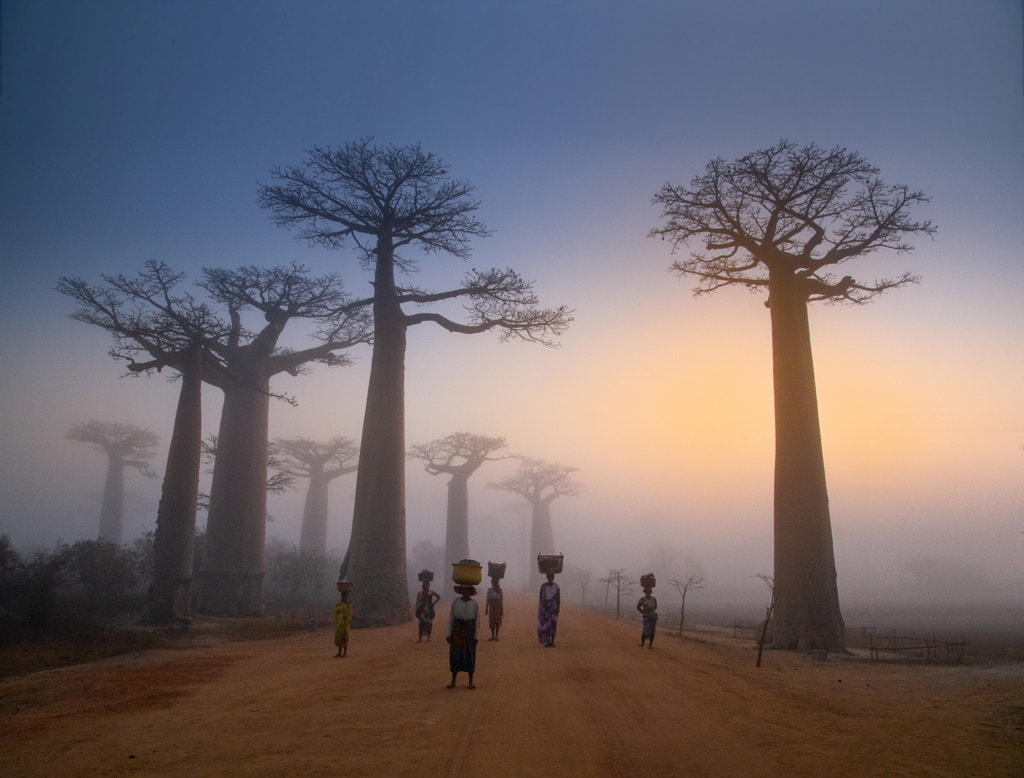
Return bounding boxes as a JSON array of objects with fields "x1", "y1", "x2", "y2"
[{"x1": 451, "y1": 560, "x2": 483, "y2": 585}]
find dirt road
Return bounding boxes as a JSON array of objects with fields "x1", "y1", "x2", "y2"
[{"x1": 3, "y1": 594, "x2": 1022, "y2": 776}]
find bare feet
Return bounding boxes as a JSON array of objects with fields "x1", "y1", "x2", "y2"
[
  {"x1": 468, "y1": 684, "x2": 476, "y2": 689},
  {"x1": 446, "y1": 683, "x2": 455, "y2": 689}
]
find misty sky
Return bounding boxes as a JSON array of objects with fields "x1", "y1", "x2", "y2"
[{"x1": 1, "y1": 1, "x2": 1021, "y2": 613}]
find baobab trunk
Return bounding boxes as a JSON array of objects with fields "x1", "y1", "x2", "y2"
[
  {"x1": 98, "y1": 454, "x2": 125, "y2": 544},
  {"x1": 344, "y1": 270, "x2": 412, "y2": 626},
  {"x1": 148, "y1": 354, "x2": 202, "y2": 623},
  {"x1": 444, "y1": 472, "x2": 470, "y2": 567},
  {"x1": 528, "y1": 499, "x2": 555, "y2": 592},
  {"x1": 298, "y1": 474, "x2": 330, "y2": 554},
  {"x1": 199, "y1": 380, "x2": 270, "y2": 615},
  {"x1": 768, "y1": 276, "x2": 845, "y2": 651}
]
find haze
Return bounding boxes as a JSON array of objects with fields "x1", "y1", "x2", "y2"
[{"x1": 1, "y1": 1, "x2": 1021, "y2": 625}]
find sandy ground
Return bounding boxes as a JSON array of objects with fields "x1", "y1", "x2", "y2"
[{"x1": 2, "y1": 593, "x2": 1022, "y2": 777}]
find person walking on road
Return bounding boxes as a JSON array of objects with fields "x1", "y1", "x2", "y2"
[{"x1": 537, "y1": 572, "x2": 560, "y2": 647}]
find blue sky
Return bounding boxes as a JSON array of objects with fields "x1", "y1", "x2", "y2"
[{"x1": 1, "y1": 1, "x2": 1022, "y2": 615}]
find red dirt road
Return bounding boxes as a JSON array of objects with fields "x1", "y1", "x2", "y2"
[{"x1": 2, "y1": 594, "x2": 1022, "y2": 776}]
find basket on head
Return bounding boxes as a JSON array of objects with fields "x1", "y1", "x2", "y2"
[
  {"x1": 336, "y1": 579, "x2": 354, "y2": 593},
  {"x1": 487, "y1": 561, "x2": 507, "y2": 580},
  {"x1": 451, "y1": 559, "x2": 483, "y2": 586},
  {"x1": 537, "y1": 553, "x2": 564, "y2": 575},
  {"x1": 640, "y1": 573, "x2": 656, "y2": 589},
  {"x1": 417, "y1": 569, "x2": 434, "y2": 583}
]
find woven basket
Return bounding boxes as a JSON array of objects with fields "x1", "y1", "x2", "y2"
[
  {"x1": 537, "y1": 554, "x2": 564, "y2": 575},
  {"x1": 487, "y1": 561, "x2": 507, "y2": 579}
]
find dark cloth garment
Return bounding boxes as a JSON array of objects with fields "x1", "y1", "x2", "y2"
[
  {"x1": 642, "y1": 612, "x2": 658, "y2": 640},
  {"x1": 449, "y1": 618, "x2": 477, "y2": 673},
  {"x1": 538, "y1": 581, "x2": 560, "y2": 645}
]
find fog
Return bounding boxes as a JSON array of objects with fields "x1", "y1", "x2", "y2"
[{"x1": 1, "y1": 1, "x2": 1022, "y2": 632}]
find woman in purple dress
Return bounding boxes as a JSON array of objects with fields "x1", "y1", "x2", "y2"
[{"x1": 537, "y1": 572, "x2": 560, "y2": 647}]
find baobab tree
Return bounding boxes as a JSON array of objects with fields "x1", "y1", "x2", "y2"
[
  {"x1": 490, "y1": 458, "x2": 583, "y2": 592},
  {"x1": 651, "y1": 140, "x2": 935, "y2": 651},
  {"x1": 66, "y1": 421, "x2": 159, "y2": 544},
  {"x1": 258, "y1": 138, "x2": 573, "y2": 625},
  {"x1": 60, "y1": 261, "x2": 370, "y2": 617},
  {"x1": 194, "y1": 263, "x2": 370, "y2": 615},
  {"x1": 669, "y1": 574, "x2": 704, "y2": 634},
  {"x1": 58, "y1": 261, "x2": 228, "y2": 622},
  {"x1": 273, "y1": 436, "x2": 359, "y2": 554},
  {"x1": 409, "y1": 432, "x2": 509, "y2": 566}
]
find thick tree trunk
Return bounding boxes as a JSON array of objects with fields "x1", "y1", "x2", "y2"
[
  {"x1": 444, "y1": 472, "x2": 470, "y2": 567},
  {"x1": 199, "y1": 379, "x2": 270, "y2": 615},
  {"x1": 98, "y1": 454, "x2": 125, "y2": 544},
  {"x1": 767, "y1": 276, "x2": 845, "y2": 651},
  {"x1": 344, "y1": 250, "x2": 412, "y2": 626},
  {"x1": 528, "y1": 498, "x2": 555, "y2": 593},
  {"x1": 148, "y1": 357, "x2": 202, "y2": 623},
  {"x1": 298, "y1": 473, "x2": 330, "y2": 554}
]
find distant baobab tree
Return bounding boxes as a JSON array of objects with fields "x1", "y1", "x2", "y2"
[
  {"x1": 651, "y1": 140, "x2": 935, "y2": 651},
  {"x1": 669, "y1": 574, "x2": 704, "y2": 634},
  {"x1": 566, "y1": 565, "x2": 593, "y2": 606},
  {"x1": 258, "y1": 138, "x2": 573, "y2": 625},
  {"x1": 273, "y1": 436, "x2": 359, "y2": 554},
  {"x1": 66, "y1": 421, "x2": 159, "y2": 544},
  {"x1": 58, "y1": 261, "x2": 229, "y2": 623},
  {"x1": 490, "y1": 458, "x2": 582, "y2": 592},
  {"x1": 409, "y1": 432, "x2": 509, "y2": 566}
]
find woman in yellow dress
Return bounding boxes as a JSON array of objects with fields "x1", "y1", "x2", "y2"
[{"x1": 334, "y1": 589, "x2": 353, "y2": 657}]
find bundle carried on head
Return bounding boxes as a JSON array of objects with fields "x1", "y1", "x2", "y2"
[
  {"x1": 537, "y1": 553, "x2": 564, "y2": 575},
  {"x1": 451, "y1": 559, "x2": 482, "y2": 585},
  {"x1": 487, "y1": 561, "x2": 507, "y2": 579}
]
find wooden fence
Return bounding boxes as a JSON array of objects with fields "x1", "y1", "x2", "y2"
[{"x1": 867, "y1": 630, "x2": 966, "y2": 663}]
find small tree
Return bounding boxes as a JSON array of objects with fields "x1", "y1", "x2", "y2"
[
  {"x1": 66, "y1": 421, "x2": 159, "y2": 544},
  {"x1": 490, "y1": 458, "x2": 583, "y2": 592},
  {"x1": 668, "y1": 575, "x2": 704, "y2": 634},
  {"x1": 600, "y1": 568, "x2": 636, "y2": 620},
  {"x1": 409, "y1": 432, "x2": 509, "y2": 566},
  {"x1": 651, "y1": 140, "x2": 935, "y2": 651}
]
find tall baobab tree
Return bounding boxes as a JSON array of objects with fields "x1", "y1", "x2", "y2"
[
  {"x1": 66, "y1": 421, "x2": 159, "y2": 544},
  {"x1": 490, "y1": 458, "x2": 583, "y2": 592},
  {"x1": 60, "y1": 261, "x2": 370, "y2": 617},
  {"x1": 273, "y1": 436, "x2": 359, "y2": 554},
  {"x1": 409, "y1": 432, "x2": 509, "y2": 566},
  {"x1": 194, "y1": 263, "x2": 370, "y2": 615},
  {"x1": 258, "y1": 138, "x2": 572, "y2": 625},
  {"x1": 651, "y1": 140, "x2": 935, "y2": 651},
  {"x1": 59, "y1": 261, "x2": 228, "y2": 622}
]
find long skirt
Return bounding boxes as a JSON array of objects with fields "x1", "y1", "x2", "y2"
[
  {"x1": 488, "y1": 601, "x2": 503, "y2": 630},
  {"x1": 418, "y1": 617, "x2": 434, "y2": 639},
  {"x1": 449, "y1": 618, "x2": 476, "y2": 673},
  {"x1": 641, "y1": 613, "x2": 658, "y2": 641}
]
